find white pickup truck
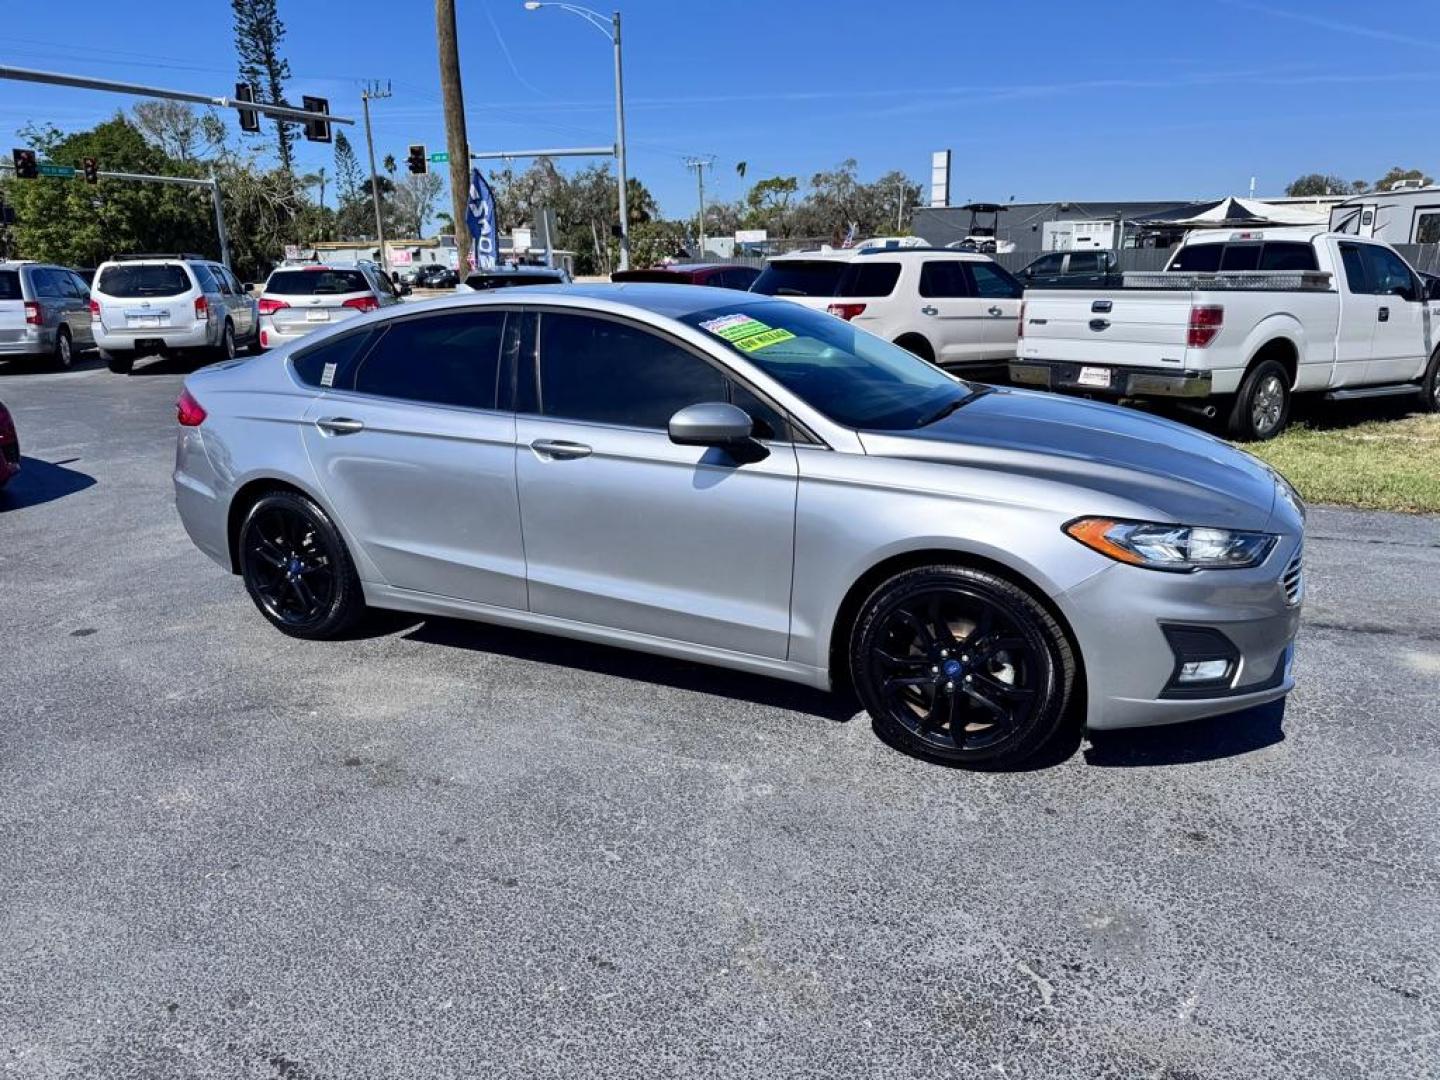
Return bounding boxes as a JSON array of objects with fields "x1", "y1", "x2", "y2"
[{"x1": 1010, "y1": 228, "x2": 1440, "y2": 438}]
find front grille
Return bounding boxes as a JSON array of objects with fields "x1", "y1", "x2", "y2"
[{"x1": 1282, "y1": 547, "x2": 1304, "y2": 606}]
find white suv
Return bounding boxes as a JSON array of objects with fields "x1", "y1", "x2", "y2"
[
  {"x1": 752, "y1": 248, "x2": 1023, "y2": 377},
  {"x1": 257, "y1": 261, "x2": 401, "y2": 349}
]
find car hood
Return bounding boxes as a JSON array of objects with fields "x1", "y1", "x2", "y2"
[{"x1": 858, "y1": 387, "x2": 1281, "y2": 531}]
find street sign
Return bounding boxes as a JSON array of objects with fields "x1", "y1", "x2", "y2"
[
  {"x1": 38, "y1": 163, "x2": 75, "y2": 179},
  {"x1": 429, "y1": 151, "x2": 449, "y2": 164}
]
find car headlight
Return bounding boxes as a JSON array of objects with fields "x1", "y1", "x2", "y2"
[{"x1": 1064, "y1": 517, "x2": 1277, "y2": 572}]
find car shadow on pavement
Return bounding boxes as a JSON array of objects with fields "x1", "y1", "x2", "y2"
[
  {"x1": 0, "y1": 353, "x2": 105, "y2": 377},
  {"x1": 0, "y1": 456, "x2": 96, "y2": 511},
  {"x1": 1083, "y1": 698, "x2": 1287, "y2": 767},
  {"x1": 394, "y1": 613, "x2": 858, "y2": 723}
]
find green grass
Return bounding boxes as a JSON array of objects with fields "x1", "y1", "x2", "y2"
[{"x1": 1241, "y1": 402, "x2": 1440, "y2": 514}]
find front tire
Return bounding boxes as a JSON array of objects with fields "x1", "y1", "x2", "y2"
[
  {"x1": 103, "y1": 349, "x2": 136, "y2": 375},
  {"x1": 849, "y1": 565, "x2": 1075, "y2": 768},
  {"x1": 1227, "y1": 358, "x2": 1291, "y2": 440},
  {"x1": 237, "y1": 491, "x2": 365, "y2": 639}
]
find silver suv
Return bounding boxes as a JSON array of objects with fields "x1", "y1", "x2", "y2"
[
  {"x1": 0, "y1": 261, "x2": 95, "y2": 369},
  {"x1": 257, "y1": 261, "x2": 401, "y2": 349},
  {"x1": 91, "y1": 254, "x2": 260, "y2": 374}
]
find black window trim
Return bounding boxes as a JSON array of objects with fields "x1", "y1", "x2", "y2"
[
  {"x1": 520, "y1": 304, "x2": 821, "y2": 447},
  {"x1": 289, "y1": 308, "x2": 517, "y2": 416}
]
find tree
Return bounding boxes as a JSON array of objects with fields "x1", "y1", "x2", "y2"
[
  {"x1": 133, "y1": 101, "x2": 227, "y2": 163},
  {"x1": 1285, "y1": 173, "x2": 1356, "y2": 197},
  {"x1": 743, "y1": 176, "x2": 799, "y2": 234},
  {"x1": 232, "y1": 0, "x2": 295, "y2": 172},
  {"x1": 1373, "y1": 166, "x2": 1434, "y2": 192},
  {"x1": 333, "y1": 131, "x2": 364, "y2": 207},
  {"x1": 390, "y1": 172, "x2": 444, "y2": 237}
]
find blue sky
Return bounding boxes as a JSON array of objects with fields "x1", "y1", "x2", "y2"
[{"x1": 3, "y1": 0, "x2": 1437, "y2": 220}]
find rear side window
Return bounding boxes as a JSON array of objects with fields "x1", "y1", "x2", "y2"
[
  {"x1": 266, "y1": 269, "x2": 370, "y2": 295},
  {"x1": 97, "y1": 264, "x2": 190, "y2": 297},
  {"x1": 1338, "y1": 244, "x2": 1369, "y2": 293},
  {"x1": 1258, "y1": 243, "x2": 1319, "y2": 271},
  {"x1": 352, "y1": 311, "x2": 507, "y2": 409},
  {"x1": 0, "y1": 271, "x2": 20, "y2": 300},
  {"x1": 537, "y1": 312, "x2": 728, "y2": 429},
  {"x1": 967, "y1": 262, "x2": 1022, "y2": 298},
  {"x1": 751, "y1": 260, "x2": 846, "y2": 297},
  {"x1": 291, "y1": 328, "x2": 377, "y2": 389},
  {"x1": 1068, "y1": 252, "x2": 1103, "y2": 273},
  {"x1": 1168, "y1": 244, "x2": 1223, "y2": 272},
  {"x1": 836, "y1": 262, "x2": 901, "y2": 297},
  {"x1": 919, "y1": 261, "x2": 970, "y2": 298},
  {"x1": 192, "y1": 263, "x2": 221, "y2": 293},
  {"x1": 33, "y1": 268, "x2": 69, "y2": 298}
]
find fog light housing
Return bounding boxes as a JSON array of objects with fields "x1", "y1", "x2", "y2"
[{"x1": 1161, "y1": 625, "x2": 1240, "y2": 698}]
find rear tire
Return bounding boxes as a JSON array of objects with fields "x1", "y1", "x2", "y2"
[
  {"x1": 214, "y1": 320, "x2": 236, "y2": 362},
  {"x1": 52, "y1": 328, "x2": 73, "y2": 371},
  {"x1": 103, "y1": 349, "x2": 136, "y2": 375},
  {"x1": 849, "y1": 565, "x2": 1075, "y2": 769},
  {"x1": 1226, "y1": 358, "x2": 1291, "y2": 441},
  {"x1": 1420, "y1": 348, "x2": 1440, "y2": 414},
  {"x1": 237, "y1": 490, "x2": 365, "y2": 640}
]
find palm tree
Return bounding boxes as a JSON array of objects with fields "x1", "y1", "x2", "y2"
[{"x1": 383, "y1": 153, "x2": 397, "y2": 176}]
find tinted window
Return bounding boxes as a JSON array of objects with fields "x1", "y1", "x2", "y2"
[
  {"x1": 98, "y1": 264, "x2": 190, "y2": 297},
  {"x1": 192, "y1": 263, "x2": 221, "y2": 293},
  {"x1": 352, "y1": 311, "x2": 506, "y2": 409},
  {"x1": 465, "y1": 272, "x2": 563, "y2": 290},
  {"x1": 33, "y1": 268, "x2": 67, "y2": 297},
  {"x1": 730, "y1": 382, "x2": 787, "y2": 441},
  {"x1": 0, "y1": 272, "x2": 20, "y2": 300},
  {"x1": 751, "y1": 260, "x2": 846, "y2": 297},
  {"x1": 1027, "y1": 254, "x2": 1063, "y2": 276},
  {"x1": 726, "y1": 266, "x2": 759, "y2": 290},
  {"x1": 291, "y1": 328, "x2": 377, "y2": 389},
  {"x1": 919, "y1": 261, "x2": 970, "y2": 298},
  {"x1": 1219, "y1": 245, "x2": 1261, "y2": 271},
  {"x1": 1416, "y1": 212, "x2": 1440, "y2": 245},
  {"x1": 538, "y1": 312, "x2": 728, "y2": 429},
  {"x1": 1338, "y1": 244, "x2": 1369, "y2": 293},
  {"x1": 68, "y1": 272, "x2": 90, "y2": 299},
  {"x1": 611, "y1": 269, "x2": 685, "y2": 284},
  {"x1": 836, "y1": 262, "x2": 901, "y2": 297},
  {"x1": 680, "y1": 301, "x2": 972, "y2": 431},
  {"x1": 1360, "y1": 245, "x2": 1416, "y2": 297},
  {"x1": 1068, "y1": 252, "x2": 1103, "y2": 273},
  {"x1": 266, "y1": 269, "x2": 370, "y2": 295},
  {"x1": 1258, "y1": 243, "x2": 1318, "y2": 272},
  {"x1": 967, "y1": 262, "x2": 1022, "y2": 298},
  {"x1": 1168, "y1": 244, "x2": 1223, "y2": 272}
]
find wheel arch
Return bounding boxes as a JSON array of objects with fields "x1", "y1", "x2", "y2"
[
  {"x1": 225, "y1": 474, "x2": 332, "y2": 574},
  {"x1": 1241, "y1": 325, "x2": 1303, "y2": 388},
  {"x1": 893, "y1": 332, "x2": 935, "y2": 361},
  {"x1": 826, "y1": 546, "x2": 1087, "y2": 715}
]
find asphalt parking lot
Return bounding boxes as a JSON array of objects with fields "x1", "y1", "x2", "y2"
[{"x1": 1, "y1": 353, "x2": 1437, "y2": 1079}]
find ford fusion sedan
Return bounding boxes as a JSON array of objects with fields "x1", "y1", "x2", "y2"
[{"x1": 172, "y1": 285, "x2": 1303, "y2": 767}]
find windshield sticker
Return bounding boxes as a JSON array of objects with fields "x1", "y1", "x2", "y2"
[{"x1": 698, "y1": 313, "x2": 797, "y2": 351}]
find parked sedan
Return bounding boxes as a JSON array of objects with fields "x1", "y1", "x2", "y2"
[
  {"x1": 173, "y1": 285, "x2": 1303, "y2": 768},
  {"x1": 0, "y1": 399, "x2": 19, "y2": 489}
]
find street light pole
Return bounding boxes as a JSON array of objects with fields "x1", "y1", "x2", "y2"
[
  {"x1": 524, "y1": 3, "x2": 630, "y2": 270},
  {"x1": 361, "y1": 81, "x2": 392, "y2": 272}
]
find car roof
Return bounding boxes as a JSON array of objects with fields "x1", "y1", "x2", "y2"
[
  {"x1": 768, "y1": 248, "x2": 994, "y2": 264},
  {"x1": 1180, "y1": 227, "x2": 1329, "y2": 245},
  {"x1": 376, "y1": 282, "x2": 778, "y2": 319}
]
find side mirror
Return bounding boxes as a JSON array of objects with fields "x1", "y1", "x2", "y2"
[
  {"x1": 1427, "y1": 277, "x2": 1440, "y2": 301},
  {"x1": 1391, "y1": 282, "x2": 1415, "y2": 301},
  {"x1": 668, "y1": 402, "x2": 754, "y2": 447}
]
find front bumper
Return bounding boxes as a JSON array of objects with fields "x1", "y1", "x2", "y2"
[
  {"x1": 1061, "y1": 535, "x2": 1303, "y2": 730},
  {"x1": 1011, "y1": 359, "x2": 1213, "y2": 399}
]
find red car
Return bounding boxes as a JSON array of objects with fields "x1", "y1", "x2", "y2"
[
  {"x1": 611, "y1": 263, "x2": 760, "y2": 290},
  {"x1": 0, "y1": 400, "x2": 18, "y2": 489}
]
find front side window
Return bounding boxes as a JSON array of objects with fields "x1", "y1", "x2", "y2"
[
  {"x1": 1360, "y1": 245, "x2": 1417, "y2": 298},
  {"x1": 1026, "y1": 254, "x2": 1063, "y2": 276},
  {"x1": 351, "y1": 311, "x2": 506, "y2": 409},
  {"x1": 919, "y1": 261, "x2": 970, "y2": 298},
  {"x1": 967, "y1": 262, "x2": 1022, "y2": 298},
  {"x1": 680, "y1": 301, "x2": 972, "y2": 431},
  {"x1": 537, "y1": 312, "x2": 728, "y2": 429}
]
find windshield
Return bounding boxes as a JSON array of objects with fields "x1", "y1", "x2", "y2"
[
  {"x1": 96, "y1": 264, "x2": 190, "y2": 297},
  {"x1": 266, "y1": 269, "x2": 370, "y2": 295},
  {"x1": 680, "y1": 301, "x2": 972, "y2": 430},
  {"x1": 751, "y1": 260, "x2": 846, "y2": 298},
  {"x1": 465, "y1": 273, "x2": 563, "y2": 289}
]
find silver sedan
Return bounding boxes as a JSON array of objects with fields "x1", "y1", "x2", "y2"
[{"x1": 172, "y1": 285, "x2": 1304, "y2": 767}]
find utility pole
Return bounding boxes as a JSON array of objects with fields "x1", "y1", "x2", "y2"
[
  {"x1": 611, "y1": 10, "x2": 630, "y2": 271},
  {"x1": 435, "y1": 0, "x2": 471, "y2": 273},
  {"x1": 684, "y1": 156, "x2": 714, "y2": 258},
  {"x1": 361, "y1": 81, "x2": 391, "y2": 272}
]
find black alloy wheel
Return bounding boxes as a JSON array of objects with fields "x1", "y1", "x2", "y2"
[
  {"x1": 238, "y1": 491, "x2": 364, "y2": 639},
  {"x1": 851, "y1": 566, "x2": 1074, "y2": 768}
]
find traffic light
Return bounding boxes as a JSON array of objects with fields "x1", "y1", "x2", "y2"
[
  {"x1": 81, "y1": 157, "x2": 99, "y2": 184},
  {"x1": 407, "y1": 144, "x2": 427, "y2": 174},
  {"x1": 11, "y1": 148, "x2": 37, "y2": 180},
  {"x1": 235, "y1": 82, "x2": 260, "y2": 133},
  {"x1": 301, "y1": 95, "x2": 331, "y2": 143}
]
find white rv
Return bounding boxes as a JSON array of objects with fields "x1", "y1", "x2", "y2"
[{"x1": 1329, "y1": 181, "x2": 1440, "y2": 245}]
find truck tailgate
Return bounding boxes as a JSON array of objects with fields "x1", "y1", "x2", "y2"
[{"x1": 1020, "y1": 290, "x2": 1194, "y2": 368}]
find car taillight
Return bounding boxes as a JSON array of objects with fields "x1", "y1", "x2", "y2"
[
  {"x1": 1187, "y1": 305, "x2": 1223, "y2": 348},
  {"x1": 826, "y1": 302, "x2": 866, "y2": 321},
  {"x1": 194, "y1": 295, "x2": 209, "y2": 320},
  {"x1": 1017, "y1": 299, "x2": 1025, "y2": 338},
  {"x1": 88, "y1": 299, "x2": 100, "y2": 318},
  {"x1": 343, "y1": 296, "x2": 379, "y2": 313},
  {"x1": 257, "y1": 297, "x2": 289, "y2": 316},
  {"x1": 176, "y1": 389, "x2": 206, "y2": 427},
  {"x1": 23, "y1": 301, "x2": 41, "y2": 326}
]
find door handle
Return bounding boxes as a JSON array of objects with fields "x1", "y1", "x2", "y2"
[
  {"x1": 315, "y1": 416, "x2": 364, "y2": 435},
  {"x1": 1378, "y1": 306, "x2": 1390, "y2": 322},
  {"x1": 531, "y1": 438, "x2": 592, "y2": 460},
  {"x1": 921, "y1": 305, "x2": 938, "y2": 316},
  {"x1": 987, "y1": 306, "x2": 1004, "y2": 316}
]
